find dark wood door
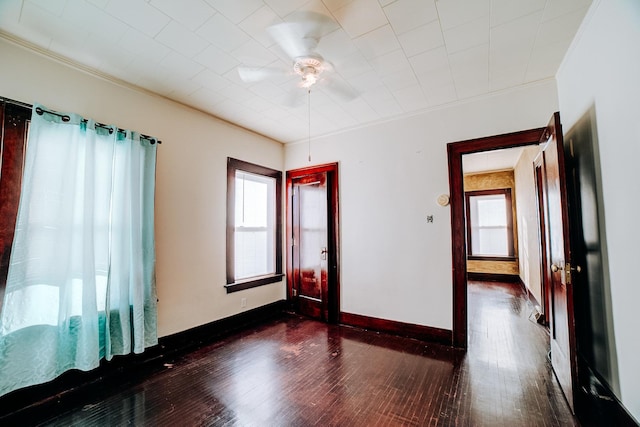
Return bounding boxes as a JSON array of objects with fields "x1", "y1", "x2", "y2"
[
  {"x1": 541, "y1": 112, "x2": 578, "y2": 412},
  {"x1": 564, "y1": 109, "x2": 620, "y2": 418},
  {"x1": 291, "y1": 172, "x2": 329, "y2": 320}
]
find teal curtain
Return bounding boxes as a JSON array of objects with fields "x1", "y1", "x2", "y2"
[{"x1": 0, "y1": 104, "x2": 158, "y2": 397}]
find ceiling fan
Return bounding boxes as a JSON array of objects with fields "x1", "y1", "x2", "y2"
[{"x1": 237, "y1": 11, "x2": 357, "y2": 101}]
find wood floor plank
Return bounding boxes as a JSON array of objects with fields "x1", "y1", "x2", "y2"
[{"x1": 24, "y1": 280, "x2": 577, "y2": 426}]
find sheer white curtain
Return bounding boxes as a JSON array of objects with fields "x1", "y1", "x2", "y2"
[{"x1": 0, "y1": 104, "x2": 158, "y2": 397}]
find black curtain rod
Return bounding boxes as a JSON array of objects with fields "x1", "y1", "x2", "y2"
[
  {"x1": 0, "y1": 97, "x2": 32, "y2": 109},
  {"x1": 34, "y1": 106, "x2": 161, "y2": 145}
]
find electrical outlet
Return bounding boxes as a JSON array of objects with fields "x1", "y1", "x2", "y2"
[{"x1": 241, "y1": 298, "x2": 247, "y2": 308}]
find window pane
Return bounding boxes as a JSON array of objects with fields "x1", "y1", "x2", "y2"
[
  {"x1": 477, "y1": 197, "x2": 507, "y2": 226},
  {"x1": 476, "y1": 228, "x2": 509, "y2": 255},
  {"x1": 235, "y1": 172, "x2": 269, "y2": 227},
  {"x1": 235, "y1": 229, "x2": 269, "y2": 278},
  {"x1": 234, "y1": 171, "x2": 275, "y2": 280},
  {"x1": 468, "y1": 192, "x2": 511, "y2": 257}
]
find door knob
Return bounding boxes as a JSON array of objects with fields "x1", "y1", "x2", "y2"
[{"x1": 551, "y1": 264, "x2": 561, "y2": 272}]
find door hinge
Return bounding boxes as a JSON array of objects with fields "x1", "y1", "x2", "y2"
[{"x1": 292, "y1": 288, "x2": 297, "y2": 297}]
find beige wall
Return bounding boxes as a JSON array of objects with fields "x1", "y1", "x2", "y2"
[
  {"x1": 464, "y1": 170, "x2": 519, "y2": 276},
  {"x1": 513, "y1": 146, "x2": 543, "y2": 304},
  {"x1": 285, "y1": 79, "x2": 559, "y2": 330},
  {"x1": 0, "y1": 37, "x2": 286, "y2": 338}
]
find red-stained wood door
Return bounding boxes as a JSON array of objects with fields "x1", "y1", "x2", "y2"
[
  {"x1": 287, "y1": 163, "x2": 340, "y2": 323},
  {"x1": 540, "y1": 112, "x2": 578, "y2": 412},
  {"x1": 292, "y1": 172, "x2": 328, "y2": 320},
  {"x1": 0, "y1": 101, "x2": 31, "y2": 311}
]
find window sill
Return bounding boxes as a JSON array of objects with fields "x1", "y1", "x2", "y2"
[
  {"x1": 468, "y1": 255, "x2": 517, "y2": 262},
  {"x1": 225, "y1": 274, "x2": 285, "y2": 293}
]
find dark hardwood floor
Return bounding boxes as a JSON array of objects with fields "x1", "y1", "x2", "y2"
[{"x1": 21, "y1": 281, "x2": 575, "y2": 426}]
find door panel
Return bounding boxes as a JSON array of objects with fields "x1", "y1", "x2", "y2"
[
  {"x1": 541, "y1": 112, "x2": 577, "y2": 412},
  {"x1": 565, "y1": 108, "x2": 619, "y2": 414},
  {"x1": 292, "y1": 172, "x2": 329, "y2": 320}
]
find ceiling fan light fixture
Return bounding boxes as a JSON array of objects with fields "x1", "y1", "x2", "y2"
[
  {"x1": 294, "y1": 56, "x2": 323, "y2": 88},
  {"x1": 301, "y1": 69, "x2": 318, "y2": 87}
]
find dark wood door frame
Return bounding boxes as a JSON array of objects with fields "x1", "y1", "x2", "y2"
[
  {"x1": 447, "y1": 127, "x2": 545, "y2": 348},
  {"x1": 534, "y1": 153, "x2": 552, "y2": 327},
  {"x1": 286, "y1": 162, "x2": 340, "y2": 323}
]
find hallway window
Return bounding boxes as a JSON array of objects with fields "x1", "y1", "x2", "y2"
[
  {"x1": 465, "y1": 189, "x2": 514, "y2": 258},
  {"x1": 226, "y1": 158, "x2": 283, "y2": 293}
]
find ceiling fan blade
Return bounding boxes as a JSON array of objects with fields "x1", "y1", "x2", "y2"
[
  {"x1": 267, "y1": 11, "x2": 335, "y2": 59},
  {"x1": 237, "y1": 66, "x2": 286, "y2": 83}
]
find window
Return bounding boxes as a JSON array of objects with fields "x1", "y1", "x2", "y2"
[
  {"x1": 465, "y1": 189, "x2": 515, "y2": 258},
  {"x1": 226, "y1": 158, "x2": 283, "y2": 292}
]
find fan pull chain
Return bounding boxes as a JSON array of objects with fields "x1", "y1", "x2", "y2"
[{"x1": 308, "y1": 88, "x2": 311, "y2": 162}]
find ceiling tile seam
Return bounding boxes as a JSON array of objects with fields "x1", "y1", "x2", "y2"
[
  {"x1": 0, "y1": 30, "x2": 284, "y2": 144},
  {"x1": 19, "y1": 0, "x2": 55, "y2": 50},
  {"x1": 163, "y1": 20, "x2": 220, "y2": 61},
  {"x1": 146, "y1": 0, "x2": 217, "y2": 31},
  {"x1": 432, "y1": 0, "x2": 459, "y2": 102},
  {"x1": 31, "y1": 0, "x2": 64, "y2": 18},
  {"x1": 209, "y1": 5, "x2": 277, "y2": 47},
  {"x1": 112, "y1": 4, "x2": 171, "y2": 39},
  {"x1": 344, "y1": 20, "x2": 389, "y2": 43},
  {"x1": 487, "y1": 0, "x2": 496, "y2": 85},
  {"x1": 147, "y1": 5, "x2": 274, "y2": 64},
  {"x1": 489, "y1": 3, "x2": 547, "y2": 29},
  {"x1": 286, "y1": 76, "x2": 556, "y2": 146},
  {"x1": 522, "y1": 0, "x2": 551, "y2": 83},
  {"x1": 337, "y1": 25, "x2": 388, "y2": 118},
  {"x1": 381, "y1": 1, "x2": 439, "y2": 38},
  {"x1": 382, "y1": 10, "x2": 440, "y2": 104},
  {"x1": 488, "y1": 0, "x2": 494, "y2": 60}
]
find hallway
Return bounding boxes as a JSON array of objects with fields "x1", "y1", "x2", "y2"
[
  {"x1": 20, "y1": 281, "x2": 576, "y2": 426},
  {"x1": 466, "y1": 280, "x2": 575, "y2": 426}
]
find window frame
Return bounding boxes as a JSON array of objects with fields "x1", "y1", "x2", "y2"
[
  {"x1": 225, "y1": 157, "x2": 283, "y2": 293},
  {"x1": 465, "y1": 188, "x2": 515, "y2": 260}
]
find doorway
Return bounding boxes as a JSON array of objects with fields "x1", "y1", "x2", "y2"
[
  {"x1": 447, "y1": 117, "x2": 581, "y2": 410},
  {"x1": 286, "y1": 163, "x2": 340, "y2": 323},
  {"x1": 447, "y1": 127, "x2": 545, "y2": 348}
]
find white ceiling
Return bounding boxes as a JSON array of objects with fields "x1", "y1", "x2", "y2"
[
  {"x1": 462, "y1": 146, "x2": 526, "y2": 174},
  {"x1": 0, "y1": 0, "x2": 591, "y2": 144}
]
